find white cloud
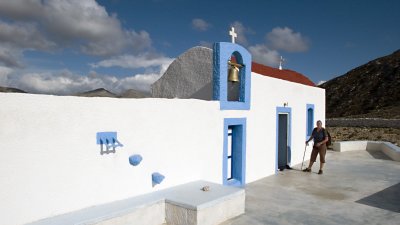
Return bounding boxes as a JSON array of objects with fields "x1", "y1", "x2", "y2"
[
  {"x1": 0, "y1": 21, "x2": 55, "y2": 51},
  {"x1": 116, "y1": 73, "x2": 161, "y2": 93},
  {"x1": 1, "y1": 69, "x2": 165, "y2": 95},
  {"x1": 0, "y1": 0, "x2": 172, "y2": 95},
  {"x1": 90, "y1": 54, "x2": 174, "y2": 70},
  {"x1": 267, "y1": 27, "x2": 309, "y2": 52},
  {"x1": 0, "y1": 0, "x2": 152, "y2": 56},
  {"x1": 192, "y1": 18, "x2": 210, "y2": 31},
  {"x1": 0, "y1": 66, "x2": 13, "y2": 85},
  {"x1": 0, "y1": 46, "x2": 23, "y2": 68},
  {"x1": 1, "y1": 53, "x2": 174, "y2": 95},
  {"x1": 317, "y1": 80, "x2": 326, "y2": 85},
  {"x1": 199, "y1": 41, "x2": 213, "y2": 48},
  {"x1": 0, "y1": 0, "x2": 42, "y2": 20},
  {"x1": 248, "y1": 44, "x2": 280, "y2": 67}
]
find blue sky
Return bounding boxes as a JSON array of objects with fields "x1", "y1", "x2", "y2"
[{"x1": 0, "y1": 0, "x2": 399, "y2": 94}]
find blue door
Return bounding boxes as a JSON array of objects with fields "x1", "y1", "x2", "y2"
[{"x1": 278, "y1": 114, "x2": 288, "y2": 170}]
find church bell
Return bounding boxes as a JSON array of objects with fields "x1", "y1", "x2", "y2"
[
  {"x1": 228, "y1": 60, "x2": 243, "y2": 83},
  {"x1": 228, "y1": 65, "x2": 240, "y2": 82}
]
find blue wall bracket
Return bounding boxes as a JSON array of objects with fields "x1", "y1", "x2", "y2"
[
  {"x1": 96, "y1": 132, "x2": 123, "y2": 155},
  {"x1": 129, "y1": 154, "x2": 143, "y2": 166},
  {"x1": 152, "y1": 172, "x2": 165, "y2": 187}
]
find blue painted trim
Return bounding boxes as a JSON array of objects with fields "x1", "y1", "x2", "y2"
[
  {"x1": 306, "y1": 104, "x2": 315, "y2": 138},
  {"x1": 223, "y1": 118, "x2": 246, "y2": 187},
  {"x1": 275, "y1": 107, "x2": 292, "y2": 173},
  {"x1": 213, "y1": 42, "x2": 252, "y2": 110}
]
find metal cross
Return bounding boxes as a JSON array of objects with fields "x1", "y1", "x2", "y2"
[
  {"x1": 229, "y1": 27, "x2": 237, "y2": 43},
  {"x1": 279, "y1": 56, "x2": 285, "y2": 70}
]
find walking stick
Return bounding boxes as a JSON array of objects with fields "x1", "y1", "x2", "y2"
[{"x1": 301, "y1": 143, "x2": 308, "y2": 170}]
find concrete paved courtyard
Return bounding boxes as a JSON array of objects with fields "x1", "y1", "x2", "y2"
[{"x1": 221, "y1": 150, "x2": 400, "y2": 225}]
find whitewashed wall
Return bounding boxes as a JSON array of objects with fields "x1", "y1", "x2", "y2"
[
  {"x1": 0, "y1": 72, "x2": 324, "y2": 225},
  {"x1": 245, "y1": 73, "x2": 325, "y2": 183},
  {"x1": 0, "y1": 94, "x2": 226, "y2": 225}
]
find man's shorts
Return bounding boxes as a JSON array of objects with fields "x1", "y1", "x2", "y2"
[{"x1": 310, "y1": 144, "x2": 327, "y2": 163}]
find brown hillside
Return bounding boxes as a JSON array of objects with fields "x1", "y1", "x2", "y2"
[{"x1": 319, "y1": 50, "x2": 400, "y2": 118}]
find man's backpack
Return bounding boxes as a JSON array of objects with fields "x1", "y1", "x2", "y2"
[{"x1": 324, "y1": 129, "x2": 332, "y2": 146}]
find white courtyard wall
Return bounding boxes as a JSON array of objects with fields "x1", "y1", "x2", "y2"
[
  {"x1": 0, "y1": 72, "x2": 325, "y2": 225},
  {"x1": 0, "y1": 95, "x2": 225, "y2": 225}
]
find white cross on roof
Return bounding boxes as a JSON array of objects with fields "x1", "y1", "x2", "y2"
[
  {"x1": 229, "y1": 27, "x2": 237, "y2": 43},
  {"x1": 279, "y1": 56, "x2": 285, "y2": 70}
]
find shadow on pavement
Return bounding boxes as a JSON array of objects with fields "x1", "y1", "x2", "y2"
[
  {"x1": 356, "y1": 182, "x2": 400, "y2": 213},
  {"x1": 366, "y1": 149, "x2": 392, "y2": 160}
]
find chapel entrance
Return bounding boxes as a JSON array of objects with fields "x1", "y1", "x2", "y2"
[{"x1": 277, "y1": 113, "x2": 289, "y2": 171}]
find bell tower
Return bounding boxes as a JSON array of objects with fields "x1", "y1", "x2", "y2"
[{"x1": 213, "y1": 28, "x2": 252, "y2": 110}]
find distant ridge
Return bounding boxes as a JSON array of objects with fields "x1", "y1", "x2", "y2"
[
  {"x1": 120, "y1": 89, "x2": 149, "y2": 98},
  {"x1": 76, "y1": 88, "x2": 119, "y2": 98},
  {"x1": 0, "y1": 86, "x2": 149, "y2": 98},
  {"x1": 319, "y1": 50, "x2": 400, "y2": 118},
  {"x1": 76, "y1": 88, "x2": 149, "y2": 98},
  {"x1": 0, "y1": 86, "x2": 26, "y2": 93}
]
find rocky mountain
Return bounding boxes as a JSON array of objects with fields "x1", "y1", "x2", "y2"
[
  {"x1": 1, "y1": 86, "x2": 149, "y2": 98},
  {"x1": 319, "y1": 50, "x2": 400, "y2": 118},
  {"x1": 0, "y1": 86, "x2": 26, "y2": 93},
  {"x1": 76, "y1": 88, "x2": 118, "y2": 98},
  {"x1": 76, "y1": 88, "x2": 149, "y2": 98},
  {"x1": 120, "y1": 89, "x2": 149, "y2": 98}
]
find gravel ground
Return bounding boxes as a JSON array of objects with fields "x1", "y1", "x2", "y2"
[{"x1": 328, "y1": 127, "x2": 400, "y2": 146}]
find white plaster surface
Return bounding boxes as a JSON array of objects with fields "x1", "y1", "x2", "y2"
[
  {"x1": 196, "y1": 193, "x2": 245, "y2": 225},
  {"x1": 27, "y1": 180, "x2": 243, "y2": 225},
  {"x1": 332, "y1": 141, "x2": 369, "y2": 152},
  {"x1": 0, "y1": 71, "x2": 325, "y2": 225},
  {"x1": 245, "y1": 73, "x2": 325, "y2": 183},
  {"x1": 163, "y1": 180, "x2": 245, "y2": 210},
  {"x1": 164, "y1": 181, "x2": 245, "y2": 225},
  {"x1": 94, "y1": 202, "x2": 165, "y2": 225},
  {"x1": 165, "y1": 203, "x2": 197, "y2": 225},
  {"x1": 381, "y1": 142, "x2": 400, "y2": 161},
  {"x1": 333, "y1": 141, "x2": 400, "y2": 161},
  {"x1": 0, "y1": 94, "x2": 222, "y2": 225}
]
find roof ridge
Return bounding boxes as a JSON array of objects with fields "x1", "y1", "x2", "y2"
[{"x1": 251, "y1": 62, "x2": 315, "y2": 87}]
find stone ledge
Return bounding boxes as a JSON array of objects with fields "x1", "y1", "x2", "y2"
[
  {"x1": 332, "y1": 141, "x2": 400, "y2": 161},
  {"x1": 27, "y1": 180, "x2": 245, "y2": 225}
]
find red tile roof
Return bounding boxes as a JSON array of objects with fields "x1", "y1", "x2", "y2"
[{"x1": 251, "y1": 62, "x2": 315, "y2": 87}]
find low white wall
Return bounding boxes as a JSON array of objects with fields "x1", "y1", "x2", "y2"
[
  {"x1": 0, "y1": 72, "x2": 325, "y2": 225},
  {"x1": 381, "y1": 142, "x2": 400, "y2": 161},
  {"x1": 0, "y1": 93, "x2": 225, "y2": 225},
  {"x1": 332, "y1": 141, "x2": 400, "y2": 161},
  {"x1": 332, "y1": 141, "x2": 369, "y2": 152}
]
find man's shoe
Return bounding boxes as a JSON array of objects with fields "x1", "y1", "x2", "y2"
[
  {"x1": 303, "y1": 168, "x2": 311, "y2": 172},
  {"x1": 318, "y1": 170, "x2": 323, "y2": 175}
]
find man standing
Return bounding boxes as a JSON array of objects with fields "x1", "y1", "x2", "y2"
[{"x1": 303, "y1": 120, "x2": 329, "y2": 174}]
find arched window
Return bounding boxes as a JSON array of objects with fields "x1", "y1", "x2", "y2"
[
  {"x1": 227, "y1": 52, "x2": 244, "y2": 102},
  {"x1": 306, "y1": 104, "x2": 314, "y2": 137}
]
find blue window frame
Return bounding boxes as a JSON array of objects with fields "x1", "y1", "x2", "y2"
[
  {"x1": 306, "y1": 104, "x2": 314, "y2": 137},
  {"x1": 223, "y1": 118, "x2": 246, "y2": 187}
]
